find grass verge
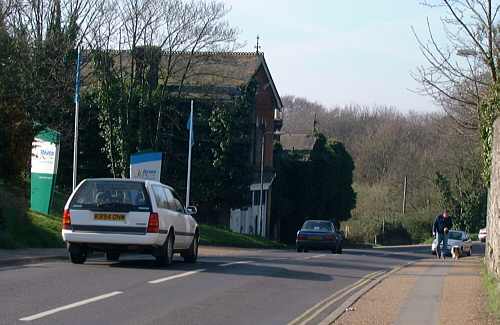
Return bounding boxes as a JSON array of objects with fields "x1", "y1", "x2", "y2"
[
  {"x1": 0, "y1": 182, "x2": 64, "y2": 249},
  {"x1": 199, "y1": 224, "x2": 286, "y2": 249},
  {"x1": 1, "y1": 182, "x2": 284, "y2": 250},
  {"x1": 481, "y1": 264, "x2": 500, "y2": 322},
  {"x1": 0, "y1": 209, "x2": 64, "y2": 249}
]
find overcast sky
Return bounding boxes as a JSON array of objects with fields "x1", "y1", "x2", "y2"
[{"x1": 221, "y1": 0, "x2": 447, "y2": 112}]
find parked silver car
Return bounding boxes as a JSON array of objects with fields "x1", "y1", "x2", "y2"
[{"x1": 431, "y1": 230, "x2": 472, "y2": 257}]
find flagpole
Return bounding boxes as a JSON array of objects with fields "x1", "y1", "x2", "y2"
[
  {"x1": 72, "y1": 47, "x2": 81, "y2": 191},
  {"x1": 186, "y1": 100, "x2": 193, "y2": 206}
]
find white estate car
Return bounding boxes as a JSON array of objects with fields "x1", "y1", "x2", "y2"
[
  {"x1": 62, "y1": 178, "x2": 199, "y2": 265},
  {"x1": 431, "y1": 230, "x2": 472, "y2": 257}
]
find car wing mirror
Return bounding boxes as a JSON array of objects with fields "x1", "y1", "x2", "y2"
[{"x1": 186, "y1": 206, "x2": 197, "y2": 215}]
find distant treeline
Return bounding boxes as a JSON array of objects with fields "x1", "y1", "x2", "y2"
[{"x1": 282, "y1": 96, "x2": 487, "y2": 243}]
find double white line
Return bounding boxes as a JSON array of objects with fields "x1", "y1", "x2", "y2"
[{"x1": 288, "y1": 270, "x2": 385, "y2": 325}]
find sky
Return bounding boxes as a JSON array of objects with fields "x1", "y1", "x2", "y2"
[{"x1": 221, "y1": 0, "x2": 447, "y2": 112}]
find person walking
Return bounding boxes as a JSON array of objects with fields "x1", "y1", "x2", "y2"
[{"x1": 433, "y1": 209, "x2": 453, "y2": 259}]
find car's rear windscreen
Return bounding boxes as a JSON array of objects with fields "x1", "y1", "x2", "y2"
[
  {"x1": 302, "y1": 221, "x2": 332, "y2": 232},
  {"x1": 70, "y1": 180, "x2": 152, "y2": 212}
]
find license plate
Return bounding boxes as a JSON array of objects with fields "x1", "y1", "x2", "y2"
[
  {"x1": 94, "y1": 214, "x2": 125, "y2": 221},
  {"x1": 309, "y1": 236, "x2": 322, "y2": 240}
]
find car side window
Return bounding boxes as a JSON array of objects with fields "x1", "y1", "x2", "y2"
[
  {"x1": 162, "y1": 187, "x2": 181, "y2": 213},
  {"x1": 171, "y1": 191, "x2": 186, "y2": 213},
  {"x1": 152, "y1": 185, "x2": 168, "y2": 209}
]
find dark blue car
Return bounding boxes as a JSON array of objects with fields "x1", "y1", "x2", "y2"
[{"x1": 296, "y1": 220, "x2": 343, "y2": 254}]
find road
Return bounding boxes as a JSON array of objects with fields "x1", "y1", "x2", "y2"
[{"x1": 0, "y1": 244, "x2": 480, "y2": 325}]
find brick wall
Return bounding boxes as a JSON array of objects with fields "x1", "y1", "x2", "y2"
[
  {"x1": 486, "y1": 118, "x2": 500, "y2": 278},
  {"x1": 254, "y1": 65, "x2": 276, "y2": 168}
]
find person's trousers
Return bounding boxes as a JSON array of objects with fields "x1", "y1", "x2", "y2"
[{"x1": 436, "y1": 232, "x2": 448, "y2": 258}]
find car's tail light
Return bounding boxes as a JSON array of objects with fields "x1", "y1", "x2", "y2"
[
  {"x1": 62, "y1": 209, "x2": 71, "y2": 230},
  {"x1": 324, "y1": 235, "x2": 334, "y2": 241},
  {"x1": 147, "y1": 213, "x2": 159, "y2": 233}
]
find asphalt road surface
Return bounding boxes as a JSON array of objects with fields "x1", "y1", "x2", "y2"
[{"x1": 0, "y1": 243, "x2": 484, "y2": 325}]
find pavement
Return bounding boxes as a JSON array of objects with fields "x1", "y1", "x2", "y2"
[
  {"x1": 0, "y1": 248, "x2": 67, "y2": 266},
  {"x1": 0, "y1": 243, "x2": 488, "y2": 325},
  {"x1": 333, "y1": 242, "x2": 498, "y2": 325}
]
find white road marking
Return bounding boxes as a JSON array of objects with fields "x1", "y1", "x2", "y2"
[
  {"x1": 148, "y1": 269, "x2": 206, "y2": 284},
  {"x1": 304, "y1": 254, "x2": 327, "y2": 260},
  {"x1": 23, "y1": 263, "x2": 48, "y2": 267},
  {"x1": 19, "y1": 291, "x2": 123, "y2": 322},
  {"x1": 219, "y1": 261, "x2": 253, "y2": 267}
]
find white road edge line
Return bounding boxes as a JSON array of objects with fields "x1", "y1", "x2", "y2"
[
  {"x1": 148, "y1": 269, "x2": 206, "y2": 284},
  {"x1": 219, "y1": 261, "x2": 253, "y2": 267},
  {"x1": 19, "y1": 291, "x2": 123, "y2": 322}
]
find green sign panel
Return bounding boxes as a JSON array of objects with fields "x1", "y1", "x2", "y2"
[{"x1": 31, "y1": 129, "x2": 60, "y2": 214}]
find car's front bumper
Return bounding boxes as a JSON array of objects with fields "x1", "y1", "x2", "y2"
[
  {"x1": 296, "y1": 240, "x2": 337, "y2": 250},
  {"x1": 432, "y1": 245, "x2": 452, "y2": 255}
]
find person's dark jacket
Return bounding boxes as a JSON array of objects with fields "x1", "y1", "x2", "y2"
[{"x1": 433, "y1": 214, "x2": 453, "y2": 234}]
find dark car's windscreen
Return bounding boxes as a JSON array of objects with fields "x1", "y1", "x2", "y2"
[
  {"x1": 70, "y1": 180, "x2": 152, "y2": 212},
  {"x1": 448, "y1": 231, "x2": 462, "y2": 240},
  {"x1": 302, "y1": 221, "x2": 332, "y2": 232}
]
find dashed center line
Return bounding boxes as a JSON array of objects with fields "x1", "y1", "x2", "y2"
[
  {"x1": 19, "y1": 291, "x2": 123, "y2": 322},
  {"x1": 219, "y1": 260, "x2": 253, "y2": 267},
  {"x1": 148, "y1": 269, "x2": 206, "y2": 284}
]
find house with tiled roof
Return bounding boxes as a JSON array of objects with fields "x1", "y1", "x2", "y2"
[{"x1": 86, "y1": 49, "x2": 283, "y2": 238}]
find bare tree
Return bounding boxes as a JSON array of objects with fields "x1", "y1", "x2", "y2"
[
  {"x1": 87, "y1": 0, "x2": 240, "y2": 177},
  {"x1": 413, "y1": 0, "x2": 500, "y2": 130}
]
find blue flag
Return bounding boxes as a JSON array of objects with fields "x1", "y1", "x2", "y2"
[
  {"x1": 75, "y1": 48, "x2": 81, "y2": 104},
  {"x1": 187, "y1": 112, "x2": 194, "y2": 147}
]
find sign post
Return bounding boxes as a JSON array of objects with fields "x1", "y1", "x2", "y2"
[{"x1": 31, "y1": 129, "x2": 61, "y2": 214}]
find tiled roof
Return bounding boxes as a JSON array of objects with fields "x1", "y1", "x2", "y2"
[
  {"x1": 164, "y1": 52, "x2": 262, "y2": 88},
  {"x1": 82, "y1": 50, "x2": 282, "y2": 106},
  {"x1": 280, "y1": 134, "x2": 316, "y2": 151}
]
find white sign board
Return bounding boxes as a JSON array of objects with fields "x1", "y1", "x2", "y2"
[
  {"x1": 31, "y1": 138, "x2": 60, "y2": 175},
  {"x1": 130, "y1": 152, "x2": 163, "y2": 181}
]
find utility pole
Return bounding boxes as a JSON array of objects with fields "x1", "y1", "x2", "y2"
[
  {"x1": 186, "y1": 100, "x2": 194, "y2": 207},
  {"x1": 402, "y1": 176, "x2": 407, "y2": 215}
]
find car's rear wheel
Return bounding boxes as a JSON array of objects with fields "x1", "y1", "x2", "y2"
[
  {"x1": 156, "y1": 232, "x2": 174, "y2": 266},
  {"x1": 106, "y1": 251, "x2": 120, "y2": 261},
  {"x1": 182, "y1": 233, "x2": 199, "y2": 263},
  {"x1": 296, "y1": 247, "x2": 303, "y2": 252},
  {"x1": 68, "y1": 244, "x2": 87, "y2": 264}
]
